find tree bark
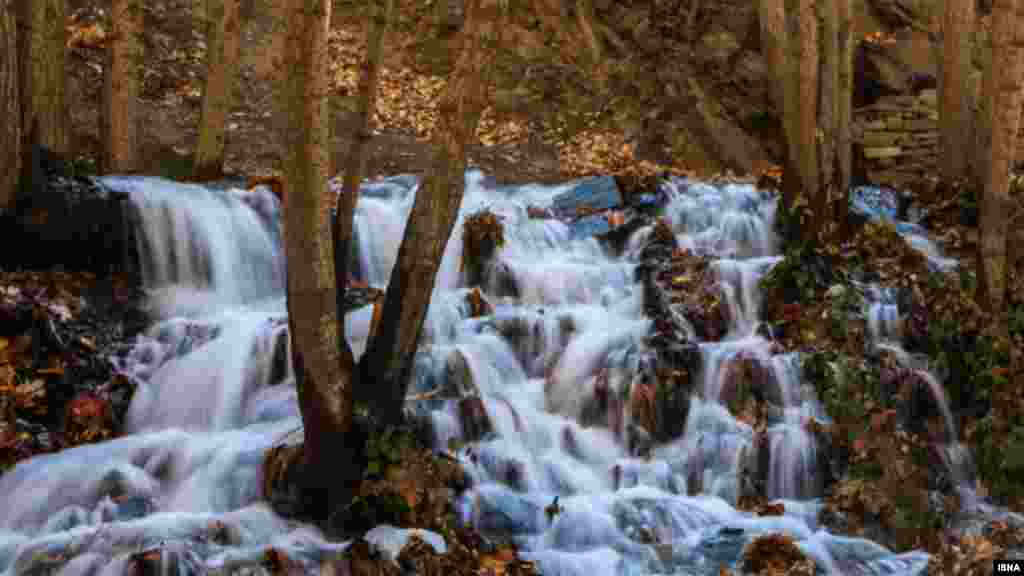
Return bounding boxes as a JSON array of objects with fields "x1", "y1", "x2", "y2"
[
  {"x1": 759, "y1": 0, "x2": 796, "y2": 218},
  {"x1": 781, "y1": 0, "x2": 803, "y2": 233},
  {"x1": 333, "y1": 0, "x2": 395, "y2": 316},
  {"x1": 358, "y1": 0, "x2": 505, "y2": 426},
  {"x1": 940, "y1": 0, "x2": 976, "y2": 190},
  {"x1": 796, "y1": 0, "x2": 819, "y2": 241},
  {"x1": 193, "y1": 0, "x2": 242, "y2": 181},
  {"x1": 978, "y1": 0, "x2": 1024, "y2": 324},
  {"x1": 282, "y1": 0, "x2": 358, "y2": 519},
  {"x1": 102, "y1": 0, "x2": 142, "y2": 173},
  {"x1": 835, "y1": 0, "x2": 853, "y2": 239},
  {"x1": 817, "y1": 0, "x2": 838, "y2": 239},
  {"x1": 18, "y1": 0, "x2": 66, "y2": 159},
  {"x1": 1, "y1": 0, "x2": 19, "y2": 215}
]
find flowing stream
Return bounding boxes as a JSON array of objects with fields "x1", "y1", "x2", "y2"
[{"x1": 0, "y1": 173, "x2": 968, "y2": 575}]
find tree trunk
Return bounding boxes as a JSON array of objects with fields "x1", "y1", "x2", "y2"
[
  {"x1": 781, "y1": 0, "x2": 803, "y2": 235},
  {"x1": 102, "y1": 0, "x2": 142, "y2": 173},
  {"x1": 797, "y1": 0, "x2": 819, "y2": 241},
  {"x1": 818, "y1": 0, "x2": 838, "y2": 239},
  {"x1": 193, "y1": 0, "x2": 242, "y2": 181},
  {"x1": 758, "y1": 0, "x2": 786, "y2": 119},
  {"x1": 333, "y1": 0, "x2": 395, "y2": 316},
  {"x1": 836, "y1": 0, "x2": 853, "y2": 239},
  {"x1": 978, "y1": 0, "x2": 1024, "y2": 324},
  {"x1": 1, "y1": 0, "x2": 19, "y2": 215},
  {"x1": 940, "y1": 0, "x2": 976, "y2": 190},
  {"x1": 759, "y1": 0, "x2": 797, "y2": 220},
  {"x1": 19, "y1": 0, "x2": 66, "y2": 159},
  {"x1": 358, "y1": 0, "x2": 505, "y2": 426},
  {"x1": 282, "y1": 0, "x2": 358, "y2": 519}
]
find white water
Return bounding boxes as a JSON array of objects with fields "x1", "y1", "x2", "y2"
[{"x1": 0, "y1": 173, "x2": 934, "y2": 575}]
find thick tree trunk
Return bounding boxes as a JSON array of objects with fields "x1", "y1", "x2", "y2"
[
  {"x1": 358, "y1": 0, "x2": 504, "y2": 425},
  {"x1": 978, "y1": 0, "x2": 1024, "y2": 324},
  {"x1": 1, "y1": 2, "x2": 19, "y2": 216},
  {"x1": 193, "y1": 0, "x2": 242, "y2": 181},
  {"x1": 282, "y1": 0, "x2": 358, "y2": 519},
  {"x1": 333, "y1": 0, "x2": 395, "y2": 316},
  {"x1": 940, "y1": 0, "x2": 976, "y2": 190},
  {"x1": 817, "y1": 0, "x2": 838, "y2": 239},
  {"x1": 19, "y1": 0, "x2": 66, "y2": 159},
  {"x1": 102, "y1": 0, "x2": 142, "y2": 173},
  {"x1": 835, "y1": 0, "x2": 853, "y2": 239}
]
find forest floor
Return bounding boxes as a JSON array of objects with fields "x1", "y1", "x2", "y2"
[{"x1": 62, "y1": 0, "x2": 695, "y2": 186}]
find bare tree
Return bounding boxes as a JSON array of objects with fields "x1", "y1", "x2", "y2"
[
  {"x1": 357, "y1": 0, "x2": 507, "y2": 426},
  {"x1": 280, "y1": 0, "x2": 357, "y2": 517},
  {"x1": 279, "y1": 0, "x2": 507, "y2": 519},
  {"x1": 193, "y1": 0, "x2": 242, "y2": 180},
  {"x1": 977, "y1": 0, "x2": 1024, "y2": 325},
  {"x1": 1, "y1": 0, "x2": 19, "y2": 215},
  {"x1": 102, "y1": 0, "x2": 142, "y2": 173},
  {"x1": 940, "y1": 0, "x2": 976, "y2": 191}
]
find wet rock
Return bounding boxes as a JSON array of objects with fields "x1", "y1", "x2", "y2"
[
  {"x1": 462, "y1": 211, "x2": 505, "y2": 287},
  {"x1": 550, "y1": 176, "x2": 623, "y2": 219},
  {"x1": 457, "y1": 397, "x2": 492, "y2": 443},
  {"x1": 444, "y1": 349, "x2": 479, "y2": 398},
  {"x1": 464, "y1": 287, "x2": 493, "y2": 319},
  {"x1": 125, "y1": 543, "x2": 203, "y2": 576},
  {"x1": 467, "y1": 487, "x2": 545, "y2": 536},
  {"x1": 484, "y1": 260, "x2": 520, "y2": 299},
  {"x1": 567, "y1": 213, "x2": 612, "y2": 240},
  {"x1": 364, "y1": 525, "x2": 447, "y2": 564},
  {"x1": 717, "y1": 352, "x2": 784, "y2": 412},
  {"x1": 578, "y1": 369, "x2": 624, "y2": 437},
  {"x1": 2, "y1": 176, "x2": 136, "y2": 275},
  {"x1": 626, "y1": 424, "x2": 653, "y2": 458}
]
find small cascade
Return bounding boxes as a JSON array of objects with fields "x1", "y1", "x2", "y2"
[
  {"x1": 0, "y1": 173, "x2": 944, "y2": 576},
  {"x1": 862, "y1": 275, "x2": 976, "y2": 494}
]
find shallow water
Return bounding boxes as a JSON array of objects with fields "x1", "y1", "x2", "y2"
[{"x1": 0, "y1": 173, "x2": 941, "y2": 575}]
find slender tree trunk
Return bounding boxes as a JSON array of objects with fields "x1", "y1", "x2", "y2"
[
  {"x1": 19, "y1": 0, "x2": 66, "y2": 159},
  {"x1": 193, "y1": 0, "x2": 242, "y2": 180},
  {"x1": 797, "y1": 0, "x2": 819, "y2": 240},
  {"x1": 818, "y1": 0, "x2": 838, "y2": 239},
  {"x1": 333, "y1": 0, "x2": 395, "y2": 316},
  {"x1": 836, "y1": 0, "x2": 853, "y2": 239},
  {"x1": 940, "y1": 0, "x2": 976, "y2": 191},
  {"x1": 282, "y1": 0, "x2": 359, "y2": 519},
  {"x1": 978, "y1": 0, "x2": 1024, "y2": 325},
  {"x1": 759, "y1": 0, "x2": 797, "y2": 220},
  {"x1": 758, "y1": 0, "x2": 787, "y2": 120},
  {"x1": 103, "y1": 0, "x2": 142, "y2": 173},
  {"x1": 781, "y1": 0, "x2": 803, "y2": 233},
  {"x1": 975, "y1": 32, "x2": 994, "y2": 200},
  {"x1": 1, "y1": 0, "x2": 19, "y2": 215},
  {"x1": 358, "y1": 0, "x2": 505, "y2": 425}
]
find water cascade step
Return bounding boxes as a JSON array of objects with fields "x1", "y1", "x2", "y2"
[{"x1": 0, "y1": 171, "x2": 972, "y2": 576}]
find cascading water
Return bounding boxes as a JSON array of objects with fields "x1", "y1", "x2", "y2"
[{"x1": 0, "y1": 172, "x2": 936, "y2": 576}]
